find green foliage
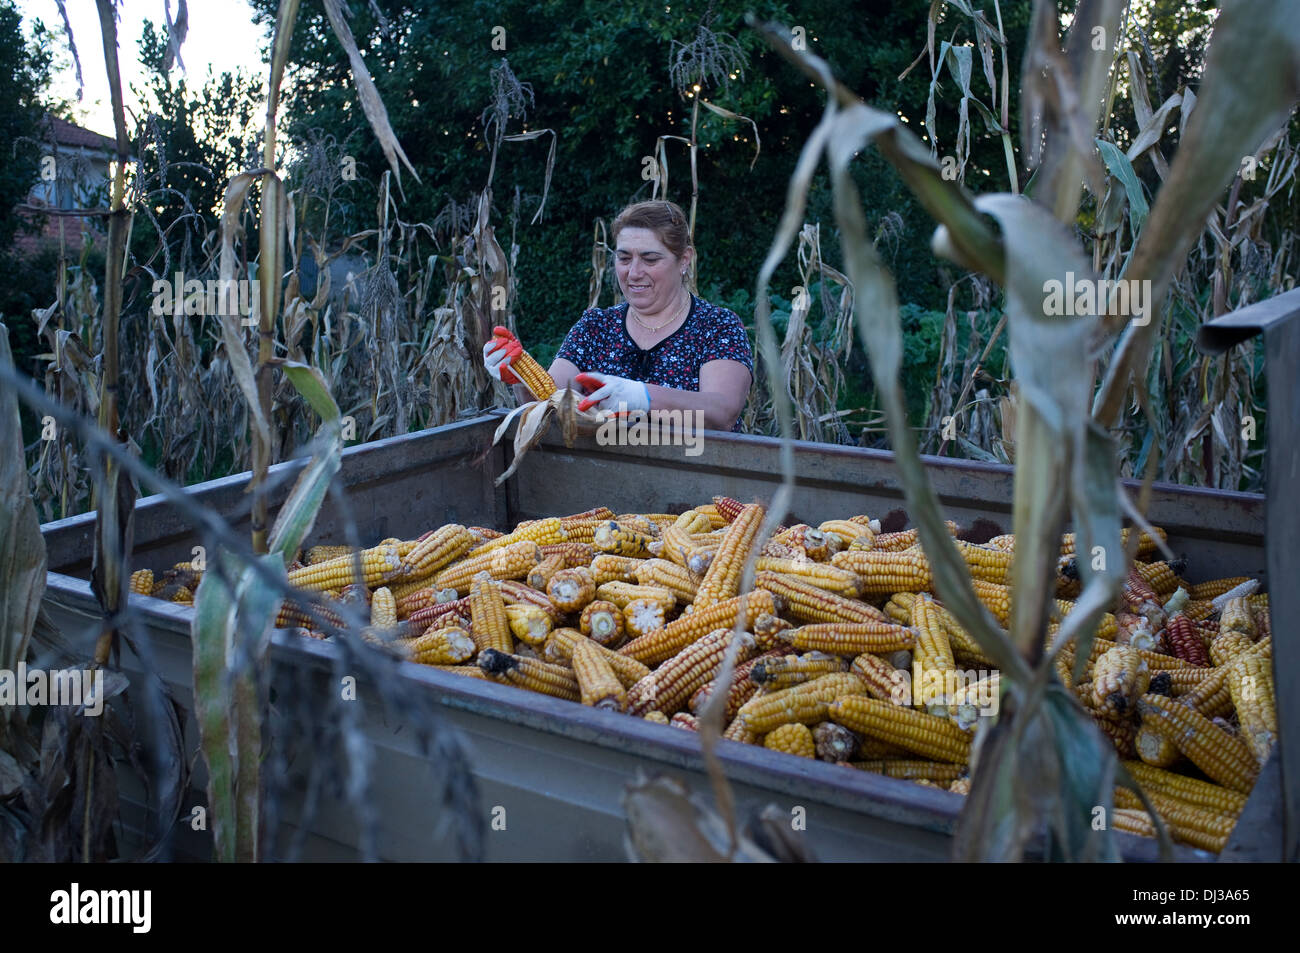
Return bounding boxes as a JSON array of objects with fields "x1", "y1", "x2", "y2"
[{"x1": 0, "y1": 0, "x2": 53, "y2": 252}]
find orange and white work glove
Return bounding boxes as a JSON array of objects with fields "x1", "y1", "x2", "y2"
[
  {"x1": 483, "y1": 332, "x2": 522, "y2": 385},
  {"x1": 574, "y1": 372, "x2": 651, "y2": 414}
]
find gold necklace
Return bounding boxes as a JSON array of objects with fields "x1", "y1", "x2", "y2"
[{"x1": 630, "y1": 290, "x2": 690, "y2": 332}]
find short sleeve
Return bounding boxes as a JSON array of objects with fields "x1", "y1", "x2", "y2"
[{"x1": 699, "y1": 308, "x2": 754, "y2": 372}]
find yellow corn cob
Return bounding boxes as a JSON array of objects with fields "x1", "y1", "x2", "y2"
[
  {"x1": 171, "y1": 588, "x2": 194, "y2": 605},
  {"x1": 1225, "y1": 651, "x2": 1276, "y2": 765},
  {"x1": 854, "y1": 760, "x2": 967, "y2": 783},
  {"x1": 751, "y1": 612, "x2": 793, "y2": 650},
  {"x1": 1180, "y1": 639, "x2": 1271, "y2": 717},
  {"x1": 827, "y1": 695, "x2": 972, "y2": 763},
  {"x1": 571, "y1": 637, "x2": 627, "y2": 711},
  {"x1": 370, "y1": 587, "x2": 397, "y2": 628},
  {"x1": 754, "y1": 571, "x2": 888, "y2": 626},
  {"x1": 693, "y1": 503, "x2": 767, "y2": 608},
  {"x1": 911, "y1": 594, "x2": 957, "y2": 709},
  {"x1": 288, "y1": 543, "x2": 405, "y2": 592},
  {"x1": 1188, "y1": 576, "x2": 1252, "y2": 601},
  {"x1": 782, "y1": 621, "x2": 916, "y2": 657},
  {"x1": 850, "y1": 652, "x2": 910, "y2": 703},
  {"x1": 659, "y1": 524, "x2": 718, "y2": 575},
  {"x1": 509, "y1": 345, "x2": 558, "y2": 400},
  {"x1": 579, "y1": 600, "x2": 625, "y2": 647},
  {"x1": 1087, "y1": 638, "x2": 1193, "y2": 671},
  {"x1": 883, "y1": 598, "x2": 912, "y2": 624},
  {"x1": 986, "y1": 534, "x2": 1016, "y2": 551},
  {"x1": 818, "y1": 519, "x2": 874, "y2": 547},
  {"x1": 929, "y1": 601, "x2": 997, "y2": 668},
  {"x1": 871, "y1": 528, "x2": 921, "y2": 551},
  {"x1": 1137, "y1": 693, "x2": 1259, "y2": 793},
  {"x1": 424, "y1": 663, "x2": 490, "y2": 679},
  {"x1": 1098, "y1": 715, "x2": 1139, "y2": 759},
  {"x1": 764, "y1": 723, "x2": 816, "y2": 758},
  {"x1": 593, "y1": 521, "x2": 658, "y2": 558},
  {"x1": 595, "y1": 581, "x2": 676, "y2": 613},
  {"x1": 401, "y1": 524, "x2": 475, "y2": 578},
  {"x1": 543, "y1": 628, "x2": 650, "y2": 688},
  {"x1": 1144, "y1": 796, "x2": 1237, "y2": 852},
  {"x1": 617, "y1": 589, "x2": 777, "y2": 665},
  {"x1": 752, "y1": 557, "x2": 861, "y2": 597},
  {"x1": 1133, "y1": 560, "x2": 1185, "y2": 596},
  {"x1": 749, "y1": 651, "x2": 849, "y2": 689},
  {"x1": 305, "y1": 544, "x2": 353, "y2": 564},
  {"x1": 547, "y1": 566, "x2": 597, "y2": 612},
  {"x1": 623, "y1": 598, "x2": 667, "y2": 638},
  {"x1": 399, "y1": 625, "x2": 477, "y2": 665},
  {"x1": 1121, "y1": 762, "x2": 1249, "y2": 816},
  {"x1": 673, "y1": 509, "x2": 714, "y2": 535},
  {"x1": 736, "y1": 672, "x2": 867, "y2": 734},
  {"x1": 434, "y1": 540, "x2": 542, "y2": 594},
  {"x1": 971, "y1": 580, "x2": 1012, "y2": 627},
  {"x1": 495, "y1": 580, "x2": 561, "y2": 621},
  {"x1": 643, "y1": 711, "x2": 670, "y2": 725},
  {"x1": 633, "y1": 558, "x2": 700, "y2": 604},
  {"x1": 1050, "y1": 601, "x2": 1120, "y2": 641},
  {"x1": 1092, "y1": 645, "x2": 1151, "y2": 720},
  {"x1": 830, "y1": 549, "x2": 932, "y2": 596},
  {"x1": 478, "y1": 649, "x2": 579, "y2": 700},
  {"x1": 650, "y1": 628, "x2": 758, "y2": 716},
  {"x1": 469, "y1": 575, "x2": 513, "y2": 655},
  {"x1": 946, "y1": 672, "x2": 1001, "y2": 731},
  {"x1": 1219, "y1": 597, "x2": 1256, "y2": 640},
  {"x1": 555, "y1": 518, "x2": 601, "y2": 545},
  {"x1": 951, "y1": 539, "x2": 1014, "y2": 585},
  {"x1": 589, "y1": 553, "x2": 642, "y2": 584},
  {"x1": 505, "y1": 603, "x2": 553, "y2": 646},
  {"x1": 1210, "y1": 629, "x2": 1255, "y2": 667},
  {"x1": 949, "y1": 777, "x2": 972, "y2": 795},
  {"x1": 693, "y1": 503, "x2": 727, "y2": 530},
  {"x1": 1152, "y1": 667, "x2": 1214, "y2": 695},
  {"x1": 129, "y1": 569, "x2": 153, "y2": 596},
  {"x1": 526, "y1": 553, "x2": 566, "y2": 591},
  {"x1": 473, "y1": 517, "x2": 568, "y2": 557},
  {"x1": 1061, "y1": 527, "x2": 1166, "y2": 558}
]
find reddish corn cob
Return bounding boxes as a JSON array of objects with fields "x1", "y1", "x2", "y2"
[
  {"x1": 478, "y1": 649, "x2": 579, "y2": 700},
  {"x1": 571, "y1": 637, "x2": 627, "y2": 711},
  {"x1": 405, "y1": 596, "x2": 472, "y2": 630},
  {"x1": 764, "y1": 723, "x2": 816, "y2": 758},
  {"x1": 589, "y1": 554, "x2": 641, "y2": 584},
  {"x1": 617, "y1": 589, "x2": 776, "y2": 665},
  {"x1": 1137, "y1": 693, "x2": 1259, "y2": 793},
  {"x1": 694, "y1": 503, "x2": 767, "y2": 608},
  {"x1": 1166, "y1": 613, "x2": 1211, "y2": 667},
  {"x1": 470, "y1": 575, "x2": 513, "y2": 656},
  {"x1": 633, "y1": 559, "x2": 700, "y2": 604},
  {"x1": 813, "y1": 721, "x2": 860, "y2": 762},
  {"x1": 736, "y1": 672, "x2": 867, "y2": 734},
  {"x1": 650, "y1": 628, "x2": 758, "y2": 716},
  {"x1": 543, "y1": 628, "x2": 650, "y2": 688},
  {"x1": 827, "y1": 695, "x2": 972, "y2": 763},
  {"x1": 670, "y1": 712, "x2": 700, "y2": 731},
  {"x1": 579, "y1": 600, "x2": 625, "y2": 647},
  {"x1": 755, "y1": 571, "x2": 888, "y2": 626},
  {"x1": 395, "y1": 586, "x2": 458, "y2": 619},
  {"x1": 527, "y1": 553, "x2": 566, "y2": 591},
  {"x1": 711, "y1": 496, "x2": 746, "y2": 523},
  {"x1": 468, "y1": 527, "x2": 505, "y2": 542},
  {"x1": 850, "y1": 652, "x2": 910, "y2": 704},
  {"x1": 782, "y1": 621, "x2": 916, "y2": 657},
  {"x1": 547, "y1": 567, "x2": 597, "y2": 612},
  {"x1": 689, "y1": 649, "x2": 786, "y2": 721},
  {"x1": 496, "y1": 580, "x2": 562, "y2": 621}
]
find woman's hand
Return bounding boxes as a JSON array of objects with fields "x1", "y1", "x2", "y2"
[
  {"x1": 483, "y1": 335, "x2": 522, "y2": 385},
  {"x1": 574, "y1": 372, "x2": 651, "y2": 413}
]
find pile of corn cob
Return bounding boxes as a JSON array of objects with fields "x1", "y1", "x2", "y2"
[{"x1": 134, "y1": 497, "x2": 1273, "y2": 854}]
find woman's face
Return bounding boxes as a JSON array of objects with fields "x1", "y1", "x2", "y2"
[{"x1": 615, "y1": 227, "x2": 689, "y2": 315}]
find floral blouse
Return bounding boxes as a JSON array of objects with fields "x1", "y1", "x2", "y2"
[{"x1": 554, "y1": 295, "x2": 753, "y2": 431}]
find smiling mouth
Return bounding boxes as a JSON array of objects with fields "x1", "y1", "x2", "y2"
[{"x1": 628, "y1": 283, "x2": 651, "y2": 292}]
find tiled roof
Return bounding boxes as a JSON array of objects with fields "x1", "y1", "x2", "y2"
[{"x1": 42, "y1": 115, "x2": 118, "y2": 152}]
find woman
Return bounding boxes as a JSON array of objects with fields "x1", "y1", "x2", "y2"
[{"x1": 483, "y1": 200, "x2": 753, "y2": 432}]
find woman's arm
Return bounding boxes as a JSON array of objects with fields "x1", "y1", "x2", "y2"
[
  {"x1": 548, "y1": 357, "x2": 581, "y2": 393},
  {"x1": 644, "y1": 359, "x2": 752, "y2": 431}
]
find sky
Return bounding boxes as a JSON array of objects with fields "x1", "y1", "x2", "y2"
[{"x1": 17, "y1": 0, "x2": 270, "y2": 138}]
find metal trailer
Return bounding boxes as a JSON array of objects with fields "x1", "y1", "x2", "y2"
[{"x1": 36, "y1": 409, "x2": 1284, "y2": 862}]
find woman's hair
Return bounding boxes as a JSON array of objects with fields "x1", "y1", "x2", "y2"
[{"x1": 610, "y1": 200, "x2": 691, "y2": 260}]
